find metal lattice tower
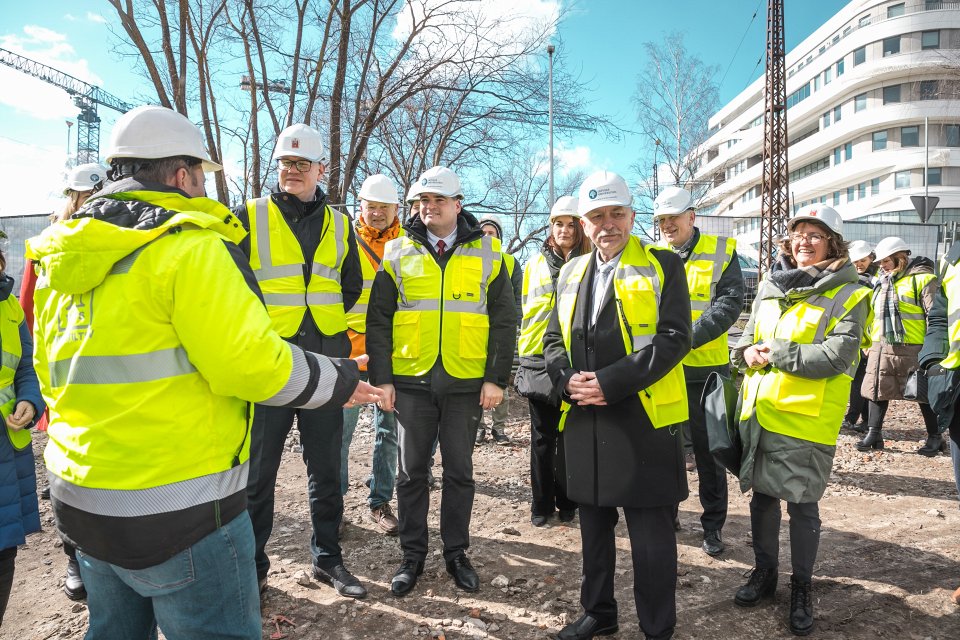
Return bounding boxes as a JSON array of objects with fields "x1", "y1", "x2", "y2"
[{"x1": 759, "y1": 0, "x2": 790, "y2": 276}]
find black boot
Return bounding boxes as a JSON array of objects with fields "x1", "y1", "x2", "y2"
[
  {"x1": 855, "y1": 428, "x2": 883, "y2": 451},
  {"x1": 917, "y1": 433, "x2": 946, "y2": 457},
  {"x1": 789, "y1": 575, "x2": 814, "y2": 636},
  {"x1": 734, "y1": 567, "x2": 777, "y2": 607}
]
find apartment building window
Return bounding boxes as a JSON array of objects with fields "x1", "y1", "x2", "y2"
[
  {"x1": 847, "y1": 186, "x2": 855, "y2": 202},
  {"x1": 855, "y1": 93, "x2": 867, "y2": 112},
  {"x1": 834, "y1": 147, "x2": 842, "y2": 165},
  {"x1": 845, "y1": 142, "x2": 853, "y2": 160},
  {"x1": 823, "y1": 112, "x2": 831, "y2": 128},
  {"x1": 922, "y1": 30, "x2": 941, "y2": 50},
  {"x1": 858, "y1": 183, "x2": 867, "y2": 199},
  {"x1": 814, "y1": 75, "x2": 821, "y2": 91},
  {"x1": 834, "y1": 105, "x2": 842, "y2": 123},
  {"x1": 920, "y1": 80, "x2": 939, "y2": 100},
  {"x1": 786, "y1": 82, "x2": 811, "y2": 109},
  {"x1": 895, "y1": 170, "x2": 911, "y2": 189},
  {"x1": 788, "y1": 156, "x2": 830, "y2": 182},
  {"x1": 902, "y1": 126, "x2": 920, "y2": 147},
  {"x1": 837, "y1": 58, "x2": 845, "y2": 76},
  {"x1": 926, "y1": 1, "x2": 944, "y2": 10},
  {"x1": 854, "y1": 46, "x2": 866, "y2": 66},
  {"x1": 824, "y1": 67, "x2": 832, "y2": 84},
  {"x1": 883, "y1": 85, "x2": 901, "y2": 104},
  {"x1": 883, "y1": 36, "x2": 901, "y2": 56},
  {"x1": 946, "y1": 124, "x2": 960, "y2": 147},
  {"x1": 888, "y1": 3, "x2": 905, "y2": 17},
  {"x1": 871, "y1": 177, "x2": 881, "y2": 195},
  {"x1": 833, "y1": 191, "x2": 841, "y2": 205},
  {"x1": 859, "y1": 15, "x2": 871, "y2": 27},
  {"x1": 928, "y1": 167, "x2": 942, "y2": 186},
  {"x1": 873, "y1": 130, "x2": 888, "y2": 150}
]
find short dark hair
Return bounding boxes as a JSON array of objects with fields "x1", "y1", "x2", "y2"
[{"x1": 110, "y1": 155, "x2": 201, "y2": 183}]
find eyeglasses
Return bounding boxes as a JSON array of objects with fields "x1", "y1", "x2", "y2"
[
  {"x1": 789, "y1": 232, "x2": 827, "y2": 244},
  {"x1": 277, "y1": 159, "x2": 313, "y2": 172}
]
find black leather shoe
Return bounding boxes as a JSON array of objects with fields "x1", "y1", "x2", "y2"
[
  {"x1": 64, "y1": 558, "x2": 87, "y2": 601},
  {"x1": 40, "y1": 486, "x2": 50, "y2": 500},
  {"x1": 558, "y1": 508, "x2": 577, "y2": 523},
  {"x1": 390, "y1": 559, "x2": 424, "y2": 597},
  {"x1": 917, "y1": 434, "x2": 947, "y2": 457},
  {"x1": 673, "y1": 513, "x2": 681, "y2": 531},
  {"x1": 313, "y1": 563, "x2": 367, "y2": 598},
  {"x1": 532, "y1": 513, "x2": 549, "y2": 527},
  {"x1": 702, "y1": 530, "x2": 725, "y2": 557},
  {"x1": 789, "y1": 575, "x2": 814, "y2": 636},
  {"x1": 734, "y1": 567, "x2": 778, "y2": 607},
  {"x1": 856, "y1": 428, "x2": 883, "y2": 451},
  {"x1": 445, "y1": 553, "x2": 480, "y2": 592},
  {"x1": 556, "y1": 613, "x2": 618, "y2": 639}
]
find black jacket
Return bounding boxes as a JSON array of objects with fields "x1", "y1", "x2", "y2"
[
  {"x1": 232, "y1": 185, "x2": 363, "y2": 358},
  {"x1": 920, "y1": 242, "x2": 960, "y2": 433},
  {"x1": 366, "y1": 209, "x2": 517, "y2": 395},
  {"x1": 543, "y1": 244, "x2": 692, "y2": 508}
]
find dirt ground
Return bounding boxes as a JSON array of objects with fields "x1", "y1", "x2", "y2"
[{"x1": 5, "y1": 399, "x2": 960, "y2": 639}]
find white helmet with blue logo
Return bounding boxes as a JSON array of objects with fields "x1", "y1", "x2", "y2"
[{"x1": 577, "y1": 171, "x2": 633, "y2": 217}]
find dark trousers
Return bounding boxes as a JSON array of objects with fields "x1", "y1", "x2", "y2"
[
  {"x1": 844, "y1": 357, "x2": 869, "y2": 424},
  {"x1": 684, "y1": 379, "x2": 729, "y2": 532},
  {"x1": 867, "y1": 399, "x2": 939, "y2": 436},
  {"x1": 0, "y1": 546, "x2": 15, "y2": 626},
  {"x1": 579, "y1": 504, "x2": 677, "y2": 639},
  {"x1": 246, "y1": 403, "x2": 344, "y2": 578},
  {"x1": 395, "y1": 389, "x2": 481, "y2": 563},
  {"x1": 528, "y1": 398, "x2": 576, "y2": 516},
  {"x1": 750, "y1": 492, "x2": 820, "y2": 582}
]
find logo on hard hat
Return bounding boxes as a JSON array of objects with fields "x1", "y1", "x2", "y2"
[
  {"x1": 421, "y1": 178, "x2": 428, "y2": 186},
  {"x1": 292, "y1": 138, "x2": 300, "y2": 149},
  {"x1": 90, "y1": 174, "x2": 100, "y2": 182},
  {"x1": 588, "y1": 189, "x2": 598, "y2": 200},
  {"x1": 654, "y1": 201, "x2": 660, "y2": 209}
]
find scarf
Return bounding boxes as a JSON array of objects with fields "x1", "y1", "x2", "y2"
[
  {"x1": 880, "y1": 273, "x2": 906, "y2": 345},
  {"x1": 767, "y1": 256, "x2": 846, "y2": 294}
]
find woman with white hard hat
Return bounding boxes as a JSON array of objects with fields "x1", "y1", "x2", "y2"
[
  {"x1": 732, "y1": 204, "x2": 871, "y2": 635},
  {"x1": 515, "y1": 195, "x2": 591, "y2": 528},
  {"x1": 858, "y1": 237, "x2": 942, "y2": 455},
  {"x1": 59, "y1": 163, "x2": 108, "y2": 222},
  {"x1": 840, "y1": 240, "x2": 877, "y2": 433}
]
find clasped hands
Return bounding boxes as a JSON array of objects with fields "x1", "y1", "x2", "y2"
[
  {"x1": 743, "y1": 343, "x2": 772, "y2": 370},
  {"x1": 565, "y1": 371, "x2": 607, "y2": 406}
]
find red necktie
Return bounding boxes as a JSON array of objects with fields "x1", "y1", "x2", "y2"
[{"x1": 436, "y1": 239, "x2": 446, "y2": 256}]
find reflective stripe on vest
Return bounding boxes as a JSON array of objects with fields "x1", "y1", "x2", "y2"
[
  {"x1": 868, "y1": 272, "x2": 934, "y2": 344},
  {"x1": 682, "y1": 235, "x2": 736, "y2": 367},
  {"x1": 518, "y1": 253, "x2": 555, "y2": 357},
  {"x1": 740, "y1": 279, "x2": 872, "y2": 446},
  {"x1": 247, "y1": 197, "x2": 349, "y2": 337},
  {"x1": 555, "y1": 236, "x2": 688, "y2": 430},
  {"x1": 942, "y1": 259, "x2": 960, "y2": 368},
  {"x1": 0, "y1": 296, "x2": 27, "y2": 451},
  {"x1": 381, "y1": 234, "x2": 502, "y2": 379}
]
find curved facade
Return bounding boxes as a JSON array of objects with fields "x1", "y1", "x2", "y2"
[{"x1": 694, "y1": 0, "x2": 960, "y2": 238}]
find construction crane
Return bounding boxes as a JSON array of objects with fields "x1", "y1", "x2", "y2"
[{"x1": 0, "y1": 47, "x2": 135, "y2": 165}]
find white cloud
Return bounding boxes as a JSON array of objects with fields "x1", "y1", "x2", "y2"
[
  {"x1": 64, "y1": 14, "x2": 78, "y2": 22},
  {"x1": 86, "y1": 12, "x2": 108, "y2": 25},
  {"x1": 532, "y1": 142, "x2": 592, "y2": 176},
  {"x1": 0, "y1": 134, "x2": 68, "y2": 217}
]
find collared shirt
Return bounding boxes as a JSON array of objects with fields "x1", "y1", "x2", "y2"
[
  {"x1": 426, "y1": 228, "x2": 458, "y2": 256},
  {"x1": 592, "y1": 250, "x2": 623, "y2": 326}
]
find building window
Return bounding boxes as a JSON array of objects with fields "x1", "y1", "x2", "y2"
[
  {"x1": 926, "y1": 0, "x2": 944, "y2": 10},
  {"x1": 788, "y1": 156, "x2": 831, "y2": 183},
  {"x1": 847, "y1": 186, "x2": 855, "y2": 202},
  {"x1": 837, "y1": 58, "x2": 845, "y2": 76},
  {"x1": 824, "y1": 67, "x2": 832, "y2": 85},
  {"x1": 883, "y1": 85, "x2": 901, "y2": 104},
  {"x1": 855, "y1": 93, "x2": 867, "y2": 112},
  {"x1": 928, "y1": 167, "x2": 942, "y2": 186},
  {"x1": 834, "y1": 105, "x2": 842, "y2": 123},
  {"x1": 858, "y1": 183, "x2": 867, "y2": 199},
  {"x1": 833, "y1": 191, "x2": 841, "y2": 206},
  {"x1": 920, "y1": 80, "x2": 939, "y2": 100},
  {"x1": 888, "y1": 3, "x2": 905, "y2": 17},
  {"x1": 854, "y1": 46, "x2": 866, "y2": 66},
  {"x1": 834, "y1": 147, "x2": 842, "y2": 165},
  {"x1": 823, "y1": 112, "x2": 830, "y2": 128},
  {"x1": 922, "y1": 30, "x2": 941, "y2": 50},
  {"x1": 873, "y1": 130, "x2": 888, "y2": 151},
  {"x1": 902, "y1": 125, "x2": 920, "y2": 147},
  {"x1": 833, "y1": 35, "x2": 840, "y2": 45},
  {"x1": 814, "y1": 75, "x2": 821, "y2": 91},
  {"x1": 845, "y1": 142, "x2": 853, "y2": 160},
  {"x1": 883, "y1": 36, "x2": 901, "y2": 56},
  {"x1": 859, "y1": 15, "x2": 871, "y2": 27},
  {"x1": 871, "y1": 177, "x2": 880, "y2": 195},
  {"x1": 786, "y1": 83, "x2": 811, "y2": 109},
  {"x1": 946, "y1": 124, "x2": 960, "y2": 147},
  {"x1": 895, "y1": 170, "x2": 911, "y2": 189}
]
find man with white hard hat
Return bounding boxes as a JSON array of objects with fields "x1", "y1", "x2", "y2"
[
  {"x1": 340, "y1": 174, "x2": 403, "y2": 537},
  {"x1": 25, "y1": 105, "x2": 379, "y2": 636},
  {"x1": 653, "y1": 185, "x2": 744, "y2": 558},
  {"x1": 543, "y1": 170, "x2": 691, "y2": 640},
  {"x1": 841, "y1": 239, "x2": 876, "y2": 433},
  {"x1": 366, "y1": 166, "x2": 517, "y2": 597},
  {"x1": 234, "y1": 122, "x2": 367, "y2": 598}
]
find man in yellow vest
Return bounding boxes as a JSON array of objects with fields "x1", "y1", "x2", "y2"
[
  {"x1": 653, "y1": 186, "x2": 744, "y2": 557},
  {"x1": 26, "y1": 105, "x2": 381, "y2": 637},
  {"x1": 366, "y1": 166, "x2": 517, "y2": 597},
  {"x1": 341, "y1": 174, "x2": 403, "y2": 536},
  {"x1": 543, "y1": 170, "x2": 691, "y2": 640},
  {"x1": 233, "y1": 123, "x2": 366, "y2": 598}
]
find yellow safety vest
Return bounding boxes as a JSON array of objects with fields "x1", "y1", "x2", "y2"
[
  {"x1": 941, "y1": 258, "x2": 960, "y2": 369},
  {"x1": 740, "y1": 280, "x2": 872, "y2": 445},
  {"x1": 504, "y1": 253, "x2": 516, "y2": 279},
  {"x1": 246, "y1": 196, "x2": 350, "y2": 337},
  {"x1": 381, "y1": 234, "x2": 502, "y2": 379},
  {"x1": 675, "y1": 234, "x2": 737, "y2": 367},
  {"x1": 869, "y1": 272, "x2": 935, "y2": 344},
  {"x1": 556, "y1": 236, "x2": 688, "y2": 429},
  {"x1": 518, "y1": 252, "x2": 554, "y2": 357},
  {"x1": 0, "y1": 296, "x2": 27, "y2": 451}
]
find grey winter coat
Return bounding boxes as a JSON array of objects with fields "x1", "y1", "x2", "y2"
[{"x1": 732, "y1": 260, "x2": 870, "y2": 503}]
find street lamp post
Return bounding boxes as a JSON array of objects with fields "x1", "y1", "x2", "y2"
[
  {"x1": 652, "y1": 139, "x2": 661, "y2": 240},
  {"x1": 547, "y1": 43, "x2": 555, "y2": 208}
]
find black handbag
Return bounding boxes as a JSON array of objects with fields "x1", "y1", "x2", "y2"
[
  {"x1": 903, "y1": 368, "x2": 928, "y2": 404},
  {"x1": 700, "y1": 371, "x2": 743, "y2": 477}
]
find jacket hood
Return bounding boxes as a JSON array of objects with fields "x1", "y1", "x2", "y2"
[
  {"x1": 402, "y1": 206, "x2": 483, "y2": 247},
  {"x1": 25, "y1": 178, "x2": 245, "y2": 295},
  {"x1": 902, "y1": 255, "x2": 935, "y2": 278}
]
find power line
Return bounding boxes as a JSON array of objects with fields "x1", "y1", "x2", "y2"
[{"x1": 718, "y1": 0, "x2": 765, "y2": 92}]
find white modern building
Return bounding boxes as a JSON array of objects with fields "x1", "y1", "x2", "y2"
[{"x1": 692, "y1": 0, "x2": 960, "y2": 245}]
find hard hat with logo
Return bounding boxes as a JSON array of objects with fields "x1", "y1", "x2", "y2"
[
  {"x1": 874, "y1": 236, "x2": 911, "y2": 262},
  {"x1": 788, "y1": 204, "x2": 843, "y2": 237},
  {"x1": 64, "y1": 163, "x2": 108, "y2": 194},
  {"x1": 416, "y1": 166, "x2": 463, "y2": 198},
  {"x1": 405, "y1": 182, "x2": 422, "y2": 204},
  {"x1": 848, "y1": 240, "x2": 874, "y2": 262},
  {"x1": 478, "y1": 215, "x2": 503, "y2": 239},
  {"x1": 272, "y1": 123, "x2": 326, "y2": 163},
  {"x1": 358, "y1": 174, "x2": 399, "y2": 204},
  {"x1": 577, "y1": 171, "x2": 633, "y2": 217},
  {"x1": 549, "y1": 195, "x2": 580, "y2": 221},
  {"x1": 652, "y1": 186, "x2": 693, "y2": 219},
  {"x1": 105, "y1": 105, "x2": 222, "y2": 172}
]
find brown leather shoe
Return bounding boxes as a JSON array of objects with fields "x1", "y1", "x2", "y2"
[{"x1": 369, "y1": 503, "x2": 399, "y2": 535}]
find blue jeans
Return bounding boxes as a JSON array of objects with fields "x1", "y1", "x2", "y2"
[
  {"x1": 951, "y1": 435, "x2": 960, "y2": 504},
  {"x1": 76, "y1": 512, "x2": 260, "y2": 640},
  {"x1": 341, "y1": 373, "x2": 398, "y2": 508}
]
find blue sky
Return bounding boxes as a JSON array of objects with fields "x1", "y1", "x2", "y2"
[{"x1": 0, "y1": 0, "x2": 848, "y2": 217}]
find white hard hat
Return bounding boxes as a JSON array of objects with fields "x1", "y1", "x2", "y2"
[
  {"x1": 405, "y1": 182, "x2": 422, "y2": 204},
  {"x1": 272, "y1": 123, "x2": 326, "y2": 163},
  {"x1": 652, "y1": 186, "x2": 693, "y2": 219},
  {"x1": 64, "y1": 163, "x2": 108, "y2": 194},
  {"x1": 874, "y1": 236, "x2": 911, "y2": 262},
  {"x1": 577, "y1": 170, "x2": 633, "y2": 217},
  {"x1": 478, "y1": 215, "x2": 503, "y2": 239},
  {"x1": 416, "y1": 166, "x2": 463, "y2": 198},
  {"x1": 549, "y1": 196, "x2": 580, "y2": 221},
  {"x1": 788, "y1": 204, "x2": 843, "y2": 237},
  {"x1": 358, "y1": 174, "x2": 399, "y2": 204},
  {"x1": 106, "y1": 105, "x2": 222, "y2": 172},
  {"x1": 848, "y1": 240, "x2": 874, "y2": 262}
]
